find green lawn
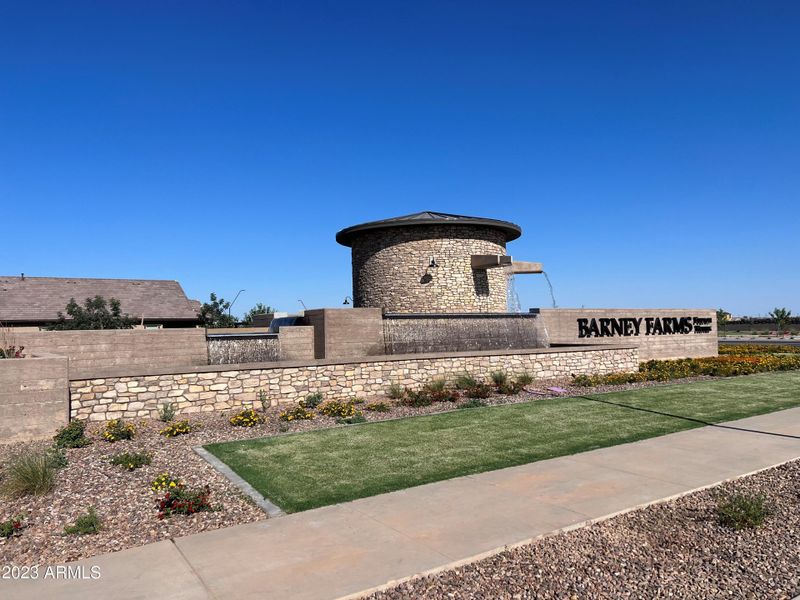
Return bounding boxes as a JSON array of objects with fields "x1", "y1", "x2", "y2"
[{"x1": 205, "y1": 371, "x2": 800, "y2": 513}]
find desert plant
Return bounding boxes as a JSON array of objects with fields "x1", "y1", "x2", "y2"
[
  {"x1": 454, "y1": 374, "x2": 479, "y2": 390},
  {"x1": 515, "y1": 373, "x2": 534, "y2": 387},
  {"x1": 336, "y1": 413, "x2": 367, "y2": 425},
  {"x1": 716, "y1": 492, "x2": 770, "y2": 530},
  {"x1": 490, "y1": 371, "x2": 508, "y2": 387},
  {"x1": 0, "y1": 322, "x2": 25, "y2": 358},
  {"x1": 102, "y1": 419, "x2": 135, "y2": 442},
  {"x1": 458, "y1": 399, "x2": 487, "y2": 409},
  {"x1": 769, "y1": 307, "x2": 793, "y2": 332},
  {"x1": 0, "y1": 515, "x2": 25, "y2": 538},
  {"x1": 160, "y1": 420, "x2": 194, "y2": 437},
  {"x1": 150, "y1": 472, "x2": 182, "y2": 492},
  {"x1": 63, "y1": 507, "x2": 102, "y2": 535},
  {"x1": 258, "y1": 389, "x2": 270, "y2": 411},
  {"x1": 716, "y1": 308, "x2": 730, "y2": 331},
  {"x1": 0, "y1": 450, "x2": 58, "y2": 497},
  {"x1": 110, "y1": 451, "x2": 152, "y2": 471},
  {"x1": 364, "y1": 401, "x2": 390, "y2": 412},
  {"x1": 157, "y1": 485, "x2": 214, "y2": 519},
  {"x1": 45, "y1": 446, "x2": 68, "y2": 469},
  {"x1": 279, "y1": 400, "x2": 314, "y2": 422},
  {"x1": 157, "y1": 401, "x2": 176, "y2": 423},
  {"x1": 303, "y1": 392, "x2": 323, "y2": 409},
  {"x1": 318, "y1": 399, "x2": 359, "y2": 418},
  {"x1": 53, "y1": 420, "x2": 91, "y2": 448},
  {"x1": 229, "y1": 409, "x2": 264, "y2": 427},
  {"x1": 387, "y1": 383, "x2": 405, "y2": 400}
]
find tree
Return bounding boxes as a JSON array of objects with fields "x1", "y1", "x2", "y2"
[
  {"x1": 49, "y1": 296, "x2": 137, "y2": 330},
  {"x1": 769, "y1": 307, "x2": 792, "y2": 332},
  {"x1": 198, "y1": 293, "x2": 237, "y2": 328},
  {"x1": 716, "y1": 308, "x2": 730, "y2": 331},
  {"x1": 240, "y1": 302, "x2": 277, "y2": 326}
]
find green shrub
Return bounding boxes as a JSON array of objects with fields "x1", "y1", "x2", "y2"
[
  {"x1": 45, "y1": 446, "x2": 68, "y2": 469},
  {"x1": 1, "y1": 450, "x2": 58, "y2": 497},
  {"x1": 402, "y1": 390, "x2": 433, "y2": 407},
  {"x1": 571, "y1": 374, "x2": 594, "y2": 387},
  {"x1": 336, "y1": 413, "x2": 367, "y2": 425},
  {"x1": 458, "y1": 399, "x2": 487, "y2": 409},
  {"x1": 279, "y1": 400, "x2": 314, "y2": 422},
  {"x1": 102, "y1": 419, "x2": 135, "y2": 442},
  {"x1": 0, "y1": 515, "x2": 24, "y2": 538},
  {"x1": 426, "y1": 379, "x2": 448, "y2": 393},
  {"x1": 515, "y1": 373, "x2": 534, "y2": 387},
  {"x1": 717, "y1": 493, "x2": 770, "y2": 530},
  {"x1": 304, "y1": 392, "x2": 324, "y2": 409},
  {"x1": 110, "y1": 451, "x2": 152, "y2": 471},
  {"x1": 150, "y1": 472, "x2": 182, "y2": 492},
  {"x1": 53, "y1": 420, "x2": 91, "y2": 448},
  {"x1": 364, "y1": 401, "x2": 390, "y2": 412},
  {"x1": 157, "y1": 485, "x2": 213, "y2": 519},
  {"x1": 454, "y1": 374, "x2": 479, "y2": 390},
  {"x1": 490, "y1": 371, "x2": 508, "y2": 387},
  {"x1": 318, "y1": 399, "x2": 359, "y2": 418},
  {"x1": 157, "y1": 401, "x2": 176, "y2": 422},
  {"x1": 160, "y1": 420, "x2": 194, "y2": 437},
  {"x1": 402, "y1": 381, "x2": 459, "y2": 406},
  {"x1": 63, "y1": 507, "x2": 102, "y2": 535},
  {"x1": 229, "y1": 409, "x2": 264, "y2": 427},
  {"x1": 387, "y1": 384, "x2": 405, "y2": 400}
]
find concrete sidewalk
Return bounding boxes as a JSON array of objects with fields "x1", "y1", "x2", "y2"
[{"x1": 7, "y1": 407, "x2": 800, "y2": 600}]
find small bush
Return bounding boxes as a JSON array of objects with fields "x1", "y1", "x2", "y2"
[
  {"x1": 1, "y1": 450, "x2": 58, "y2": 497},
  {"x1": 387, "y1": 384, "x2": 405, "y2": 400},
  {"x1": 160, "y1": 420, "x2": 194, "y2": 437},
  {"x1": 157, "y1": 485, "x2": 214, "y2": 519},
  {"x1": 150, "y1": 472, "x2": 182, "y2": 492},
  {"x1": 157, "y1": 401, "x2": 176, "y2": 423},
  {"x1": 102, "y1": 419, "x2": 135, "y2": 442},
  {"x1": 717, "y1": 493, "x2": 770, "y2": 530},
  {"x1": 303, "y1": 392, "x2": 323, "y2": 409},
  {"x1": 402, "y1": 390, "x2": 433, "y2": 407},
  {"x1": 426, "y1": 379, "x2": 448, "y2": 393},
  {"x1": 458, "y1": 398, "x2": 487, "y2": 409},
  {"x1": 110, "y1": 451, "x2": 152, "y2": 470},
  {"x1": 229, "y1": 409, "x2": 264, "y2": 427},
  {"x1": 0, "y1": 515, "x2": 25, "y2": 538},
  {"x1": 318, "y1": 399, "x2": 359, "y2": 418},
  {"x1": 53, "y1": 420, "x2": 91, "y2": 448},
  {"x1": 402, "y1": 381, "x2": 459, "y2": 406},
  {"x1": 336, "y1": 413, "x2": 367, "y2": 425},
  {"x1": 63, "y1": 507, "x2": 102, "y2": 535},
  {"x1": 279, "y1": 401, "x2": 315, "y2": 422},
  {"x1": 571, "y1": 374, "x2": 594, "y2": 387},
  {"x1": 45, "y1": 446, "x2": 68, "y2": 470},
  {"x1": 365, "y1": 401, "x2": 390, "y2": 412},
  {"x1": 454, "y1": 373, "x2": 479, "y2": 390},
  {"x1": 490, "y1": 371, "x2": 508, "y2": 387},
  {"x1": 515, "y1": 373, "x2": 534, "y2": 387}
]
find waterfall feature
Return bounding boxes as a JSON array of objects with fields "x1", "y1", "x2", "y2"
[
  {"x1": 505, "y1": 268, "x2": 522, "y2": 313},
  {"x1": 542, "y1": 271, "x2": 557, "y2": 308}
]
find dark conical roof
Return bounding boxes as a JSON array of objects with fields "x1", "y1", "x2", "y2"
[{"x1": 335, "y1": 211, "x2": 522, "y2": 246}]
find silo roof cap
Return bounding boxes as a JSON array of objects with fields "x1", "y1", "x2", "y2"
[{"x1": 335, "y1": 211, "x2": 522, "y2": 247}]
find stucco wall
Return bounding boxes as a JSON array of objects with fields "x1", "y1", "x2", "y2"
[
  {"x1": 1, "y1": 354, "x2": 69, "y2": 443},
  {"x1": 350, "y1": 225, "x2": 509, "y2": 313},
  {"x1": 536, "y1": 308, "x2": 717, "y2": 361},
  {"x1": 69, "y1": 345, "x2": 638, "y2": 421},
  {"x1": 11, "y1": 329, "x2": 208, "y2": 378}
]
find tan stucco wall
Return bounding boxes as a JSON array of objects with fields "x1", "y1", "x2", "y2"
[
  {"x1": 350, "y1": 225, "x2": 509, "y2": 313},
  {"x1": 536, "y1": 308, "x2": 718, "y2": 361}
]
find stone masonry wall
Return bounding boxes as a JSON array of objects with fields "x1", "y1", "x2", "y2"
[
  {"x1": 69, "y1": 346, "x2": 638, "y2": 421},
  {"x1": 351, "y1": 225, "x2": 508, "y2": 313}
]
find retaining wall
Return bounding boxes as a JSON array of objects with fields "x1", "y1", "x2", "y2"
[
  {"x1": 1, "y1": 354, "x2": 69, "y2": 443},
  {"x1": 69, "y1": 345, "x2": 638, "y2": 421}
]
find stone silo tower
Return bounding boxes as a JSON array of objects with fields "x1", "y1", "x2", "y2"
[{"x1": 336, "y1": 211, "x2": 540, "y2": 314}]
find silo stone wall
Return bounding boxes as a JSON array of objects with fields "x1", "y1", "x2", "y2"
[{"x1": 351, "y1": 225, "x2": 508, "y2": 313}]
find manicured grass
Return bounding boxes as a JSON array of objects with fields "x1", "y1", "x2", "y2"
[{"x1": 205, "y1": 371, "x2": 800, "y2": 513}]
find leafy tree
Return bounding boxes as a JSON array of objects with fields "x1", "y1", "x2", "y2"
[
  {"x1": 240, "y1": 302, "x2": 277, "y2": 326},
  {"x1": 198, "y1": 293, "x2": 237, "y2": 328},
  {"x1": 716, "y1": 308, "x2": 730, "y2": 331},
  {"x1": 769, "y1": 307, "x2": 792, "y2": 332},
  {"x1": 49, "y1": 296, "x2": 137, "y2": 330}
]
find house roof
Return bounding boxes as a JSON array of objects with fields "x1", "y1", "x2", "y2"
[
  {"x1": 0, "y1": 276, "x2": 200, "y2": 323},
  {"x1": 335, "y1": 211, "x2": 522, "y2": 247}
]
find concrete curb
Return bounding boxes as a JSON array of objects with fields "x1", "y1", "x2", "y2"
[{"x1": 193, "y1": 446, "x2": 284, "y2": 518}]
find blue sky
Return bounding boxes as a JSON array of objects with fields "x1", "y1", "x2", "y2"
[{"x1": 2, "y1": 1, "x2": 797, "y2": 317}]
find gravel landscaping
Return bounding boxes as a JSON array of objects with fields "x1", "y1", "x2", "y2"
[
  {"x1": 0, "y1": 372, "x2": 788, "y2": 567},
  {"x1": 368, "y1": 459, "x2": 800, "y2": 600}
]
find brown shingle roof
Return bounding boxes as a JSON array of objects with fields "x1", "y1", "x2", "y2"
[{"x1": 0, "y1": 276, "x2": 200, "y2": 323}]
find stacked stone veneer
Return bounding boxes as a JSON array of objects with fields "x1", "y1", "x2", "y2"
[
  {"x1": 69, "y1": 346, "x2": 638, "y2": 421},
  {"x1": 351, "y1": 225, "x2": 509, "y2": 313}
]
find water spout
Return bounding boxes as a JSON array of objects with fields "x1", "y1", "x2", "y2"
[{"x1": 542, "y1": 271, "x2": 557, "y2": 308}]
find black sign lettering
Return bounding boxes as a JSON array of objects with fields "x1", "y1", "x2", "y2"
[{"x1": 576, "y1": 315, "x2": 713, "y2": 338}]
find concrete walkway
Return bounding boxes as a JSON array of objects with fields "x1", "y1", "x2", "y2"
[{"x1": 7, "y1": 407, "x2": 800, "y2": 600}]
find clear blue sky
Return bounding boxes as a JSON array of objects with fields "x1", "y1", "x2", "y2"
[{"x1": 2, "y1": 2, "x2": 797, "y2": 317}]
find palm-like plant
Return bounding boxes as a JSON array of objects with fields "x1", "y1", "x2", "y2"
[{"x1": 769, "y1": 307, "x2": 792, "y2": 332}]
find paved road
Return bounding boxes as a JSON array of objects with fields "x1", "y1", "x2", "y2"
[
  {"x1": 719, "y1": 337, "x2": 800, "y2": 346},
  {"x1": 5, "y1": 408, "x2": 800, "y2": 600}
]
